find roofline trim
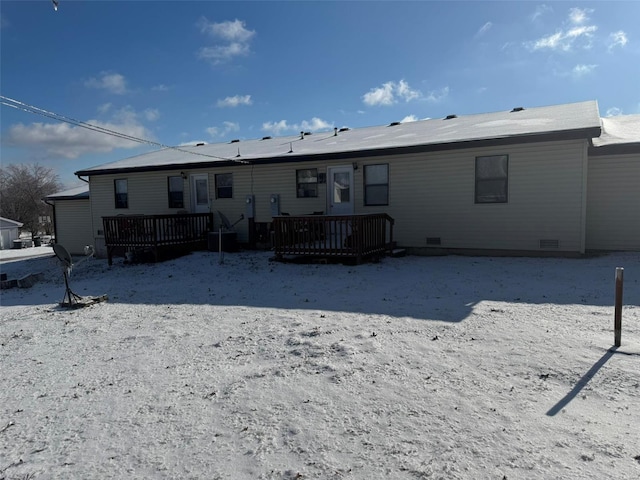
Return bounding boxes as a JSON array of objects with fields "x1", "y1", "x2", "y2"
[
  {"x1": 588, "y1": 143, "x2": 640, "y2": 156},
  {"x1": 75, "y1": 127, "x2": 601, "y2": 177}
]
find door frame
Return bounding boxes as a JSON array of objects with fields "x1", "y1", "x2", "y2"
[
  {"x1": 190, "y1": 173, "x2": 210, "y2": 213},
  {"x1": 326, "y1": 165, "x2": 355, "y2": 215}
]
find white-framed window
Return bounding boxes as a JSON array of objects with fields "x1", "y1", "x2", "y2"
[
  {"x1": 475, "y1": 155, "x2": 508, "y2": 203},
  {"x1": 364, "y1": 164, "x2": 389, "y2": 206}
]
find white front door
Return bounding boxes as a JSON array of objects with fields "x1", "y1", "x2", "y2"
[
  {"x1": 190, "y1": 174, "x2": 210, "y2": 213},
  {"x1": 327, "y1": 166, "x2": 354, "y2": 215}
]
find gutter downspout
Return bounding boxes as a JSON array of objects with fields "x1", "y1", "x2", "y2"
[{"x1": 43, "y1": 198, "x2": 57, "y2": 245}]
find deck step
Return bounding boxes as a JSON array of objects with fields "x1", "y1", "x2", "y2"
[{"x1": 391, "y1": 248, "x2": 406, "y2": 257}]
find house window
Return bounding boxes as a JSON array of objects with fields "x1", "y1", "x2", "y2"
[
  {"x1": 296, "y1": 168, "x2": 318, "y2": 198},
  {"x1": 114, "y1": 179, "x2": 128, "y2": 209},
  {"x1": 215, "y1": 173, "x2": 233, "y2": 199},
  {"x1": 364, "y1": 164, "x2": 389, "y2": 206},
  {"x1": 475, "y1": 155, "x2": 508, "y2": 203},
  {"x1": 168, "y1": 176, "x2": 184, "y2": 208}
]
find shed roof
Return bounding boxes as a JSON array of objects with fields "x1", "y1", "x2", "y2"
[
  {"x1": 45, "y1": 184, "x2": 90, "y2": 201},
  {"x1": 75, "y1": 100, "x2": 602, "y2": 176},
  {"x1": 0, "y1": 217, "x2": 24, "y2": 229}
]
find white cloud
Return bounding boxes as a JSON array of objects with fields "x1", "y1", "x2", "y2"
[
  {"x1": 152, "y1": 84, "x2": 170, "y2": 92},
  {"x1": 217, "y1": 95, "x2": 252, "y2": 108},
  {"x1": 572, "y1": 64, "x2": 597, "y2": 77},
  {"x1": 300, "y1": 117, "x2": 333, "y2": 131},
  {"x1": 608, "y1": 31, "x2": 628, "y2": 51},
  {"x1": 362, "y1": 80, "x2": 421, "y2": 106},
  {"x1": 568, "y1": 7, "x2": 592, "y2": 25},
  {"x1": 206, "y1": 121, "x2": 240, "y2": 138},
  {"x1": 144, "y1": 108, "x2": 160, "y2": 121},
  {"x1": 223, "y1": 121, "x2": 240, "y2": 132},
  {"x1": 396, "y1": 80, "x2": 421, "y2": 102},
  {"x1": 262, "y1": 120, "x2": 291, "y2": 135},
  {"x1": 425, "y1": 86, "x2": 450, "y2": 103},
  {"x1": 531, "y1": 4, "x2": 553, "y2": 22},
  {"x1": 606, "y1": 107, "x2": 622, "y2": 117},
  {"x1": 475, "y1": 22, "x2": 493, "y2": 38},
  {"x1": 84, "y1": 72, "x2": 128, "y2": 95},
  {"x1": 198, "y1": 17, "x2": 255, "y2": 64},
  {"x1": 530, "y1": 8, "x2": 598, "y2": 51},
  {"x1": 199, "y1": 18, "x2": 255, "y2": 43},
  {"x1": 261, "y1": 117, "x2": 333, "y2": 135},
  {"x1": 6, "y1": 108, "x2": 154, "y2": 159},
  {"x1": 400, "y1": 115, "x2": 418, "y2": 123},
  {"x1": 97, "y1": 103, "x2": 112, "y2": 115}
]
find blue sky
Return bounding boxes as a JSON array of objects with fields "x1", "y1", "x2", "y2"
[{"x1": 1, "y1": 1, "x2": 638, "y2": 188}]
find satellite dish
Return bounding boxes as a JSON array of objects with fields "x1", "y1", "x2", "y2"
[
  {"x1": 52, "y1": 243, "x2": 106, "y2": 308},
  {"x1": 53, "y1": 243, "x2": 73, "y2": 270}
]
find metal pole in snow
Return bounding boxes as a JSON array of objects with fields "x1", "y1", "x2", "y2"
[
  {"x1": 614, "y1": 267, "x2": 623, "y2": 347},
  {"x1": 218, "y1": 226, "x2": 224, "y2": 265}
]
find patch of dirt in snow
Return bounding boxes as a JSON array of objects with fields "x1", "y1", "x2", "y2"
[{"x1": 1, "y1": 251, "x2": 639, "y2": 479}]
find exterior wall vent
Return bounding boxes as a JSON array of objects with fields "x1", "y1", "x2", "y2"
[
  {"x1": 539, "y1": 239, "x2": 559, "y2": 249},
  {"x1": 426, "y1": 237, "x2": 442, "y2": 246},
  {"x1": 511, "y1": 107, "x2": 525, "y2": 112},
  {"x1": 196, "y1": 142, "x2": 205, "y2": 146},
  {"x1": 230, "y1": 139, "x2": 240, "y2": 143},
  {"x1": 261, "y1": 136, "x2": 272, "y2": 140},
  {"x1": 444, "y1": 114, "x2": 457, "y2": 120}
]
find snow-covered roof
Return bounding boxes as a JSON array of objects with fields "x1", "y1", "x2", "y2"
[
  {"x1": 75, "y1": 100, "x2": 602, "y2": 176},
  {"x1": 0, "y1": 217, "x2": 24, "y2": 229},
  {"x1": 591, "y1": 114, "x2": 640, "y2": 153},
  {"x1": 45, "y1": 184, "x2": 90, "y2": 201}
]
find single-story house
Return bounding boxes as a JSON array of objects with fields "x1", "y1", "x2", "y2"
[
  {"x1": 0, "y1": 217, "x2": 23, "y2": 250},
  {"x1": 44, "y1": 185, "x2": 93, "y2": 255},
  {"x1": 71, "y1": 100, "x2": 639, "y2": 259}
]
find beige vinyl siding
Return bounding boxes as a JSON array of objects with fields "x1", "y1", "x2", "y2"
[
  {"x1": 362, "y1": 139, "x2": 588, "y2": 253},
  {"x1": 55, "y1": 199, "x2": 93, "y2": 255},
  {"x1": 586, "y1": 153, "x2": 640, "y2": 251},
  {"x1": 88, "y1": 138, "x2": 589, "y2": 254}
]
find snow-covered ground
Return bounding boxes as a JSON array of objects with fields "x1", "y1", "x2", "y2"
[{"x1": 1, "y1": 248, "x2": 639, "y2": 479}]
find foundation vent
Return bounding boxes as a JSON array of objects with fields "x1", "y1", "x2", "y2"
[
  {"x1": 426, "y1": 237, "x2": 442, "y2": 246},
  {"x1": 539, "y1": 239, "x2": 559, "y2": 249}
]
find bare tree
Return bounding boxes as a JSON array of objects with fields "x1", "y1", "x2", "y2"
[{"x1": 0, "y1": 163, "x2": 62, "y2": 238}]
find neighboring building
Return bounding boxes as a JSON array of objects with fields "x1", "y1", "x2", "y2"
[
  {"x1": 586, "y1": 114, "x2": 640, "y2": 251},
  {"x1": 0, "y1": 217, "x2": 23, "y2": 250},
  {"x1": 44, "y1": 185, "x2": 93, "y2": 255},
  {"x1": 70, "y1": 100, "x2": 638, "y2": 258}
]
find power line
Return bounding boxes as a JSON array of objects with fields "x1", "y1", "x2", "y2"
[{"x1": 0, "y1": 95, "x2": 249, "y2": 164}]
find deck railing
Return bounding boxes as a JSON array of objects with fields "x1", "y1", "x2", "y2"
[
  {"x1": 103, "y1": 213, "x2": 213, "y2": 265},
  {"x1": 272, "y1": 213, "x2": 394, "y2": 263}
]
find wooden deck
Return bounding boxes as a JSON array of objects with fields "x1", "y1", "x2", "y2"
[
  {"x1": 272, "y1": 213, "x2": 394, "y2": 264},
  {"x1": 103, "y1": 213, "x2": 214, "y2": 265}
]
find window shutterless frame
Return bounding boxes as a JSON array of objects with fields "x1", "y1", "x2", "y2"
[
  {"x1": 475, "y1": 155, "x2": 508, "y2": 204},
  {"x1": 364, "y1": 164, "x2": 389, "y2": 206},
  {"x1": 114, "y1": 178, "x2": 128, "y2": 209},
  {"x1": 296, "y1": 168, "x2": 319, "y2": 198},
  {"x1": 167, "y1": 176, "x2": 184, "y2": 208},
  {"x1": 215, "y1": 173, "x2": 233, "y2": 199}
]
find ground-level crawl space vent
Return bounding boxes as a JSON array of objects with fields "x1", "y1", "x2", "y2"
[
  {"x1": 426, "y1": 237, "x2": 442, "y2": 246},
  {"x1": 539, "y1": 239, "x2": 559, "y2": 249}
]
